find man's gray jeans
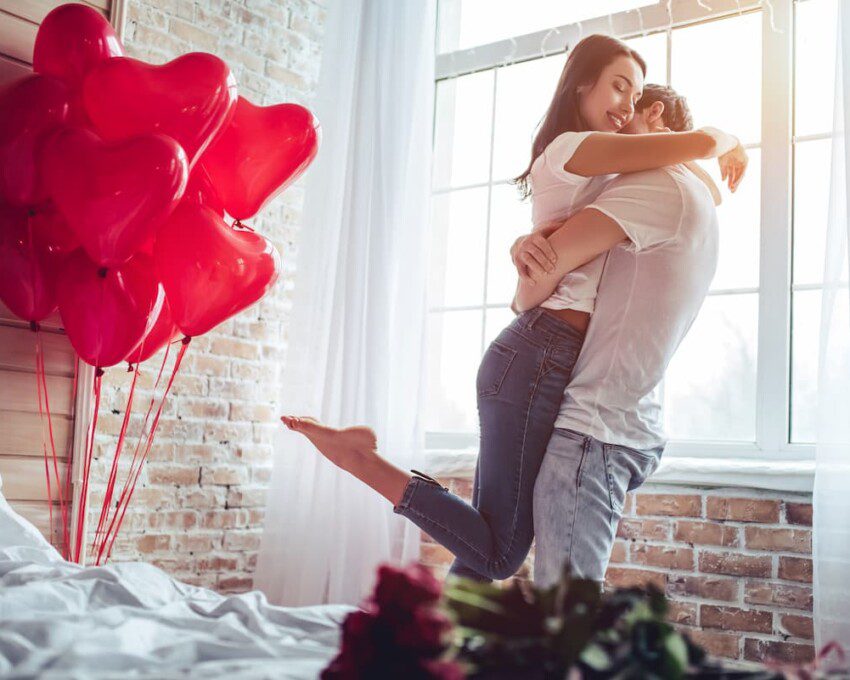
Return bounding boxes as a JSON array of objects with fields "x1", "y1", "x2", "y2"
[{"x1": 532, "y1": 427, "x2": 663, "y2": 587}]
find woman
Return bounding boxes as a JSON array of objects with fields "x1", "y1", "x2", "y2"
[{"x1": 281, "y1": 34, "x2": 746, "y2": 582}]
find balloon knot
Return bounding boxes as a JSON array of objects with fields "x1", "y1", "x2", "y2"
[
  {"x1": 126, "y1": 362, "x2": 134, "y2": 372},
  {"x1": 181, "y1": 336, "x2": 192, "y2": 345},
  {"x1": 97, "y1": 267, "x2": 108, "y2": 279},
  {"x1": 95, "y1": 367, "x2": 105, "y2": 377},
  {"x1": 29, "y1": 320, "x2": 40, "y2": 333}
]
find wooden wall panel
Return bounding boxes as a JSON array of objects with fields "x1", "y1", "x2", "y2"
[
  {"x1": 0, "y1": 456, "x2": 68, "y2": 501},
  {"x1": 0, "y1": 0, "x2": 110, "y2": 67}
]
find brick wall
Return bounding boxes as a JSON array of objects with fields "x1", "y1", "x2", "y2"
[
  {"x1": 87, "y1": 0, "x2": 326, "y2": 592},
  {"x1": 420, "y1": 478, "x2": 815, "y2": 666}
]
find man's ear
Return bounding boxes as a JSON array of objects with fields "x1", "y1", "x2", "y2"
[{"x1": 648, "y1": 100, "x2": 665, "y2": 125}]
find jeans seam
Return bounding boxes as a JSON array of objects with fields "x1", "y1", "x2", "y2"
[
  {"x1": 601, "y1": 445, "x2": 619, "y2": 526},
  {"x1": 495, "y1": 332, "x2": 558, "y2": 569},
  {"x1": 566, "y1": 435, "x2": 590, "y2": 571},
  {"x1": 478, "y1": 342, "x2": 518, "y2": 398},
  {"x1": 505, "y1": 325, "x2": 549, "y2": 351}
]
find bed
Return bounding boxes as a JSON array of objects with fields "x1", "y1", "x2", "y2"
[{"x1": 0, "y1": 480, "x2": 356, "y2": 679}]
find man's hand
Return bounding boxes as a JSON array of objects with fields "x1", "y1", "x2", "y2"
[{"x1": 510, "y1": 228, "x2": 558, "y2": 285}]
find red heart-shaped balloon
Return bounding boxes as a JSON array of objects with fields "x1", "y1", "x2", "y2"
[
  {"x1": 126, "y1": 295, "x2": 180, "y2": 365},
  {"x1": 183, "y1": 166, "x2": 226, "y2": 217},
  {"x1": 83, "y1": 53, "x2": 237, "y2": 169},
  {"x1": 155, "y1": 203, "x2": 280, "y2": 337},
  {"x1": 33, "y1": 3, "x2": 125, "y2": 92},
  {"x1": 41, "y1": 127, "x2": 188, "y2": 268},
  {"x1": 57, "y1": 250, "x2": 164, "y2": 368},
  {"x1": 199, "y1": 97, "x2": 320, "y2": 220},
  {"x1": 0, "y1": 75, "x2": 70, "y2": 207},
  {"x1": 0, "y1": 203, "x2": 68, "y2": 322},
  {"x1": 30, "y1": 203, "x2": 79, "y2": 255}
]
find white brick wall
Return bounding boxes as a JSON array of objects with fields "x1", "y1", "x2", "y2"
[{"x1": 89, "y1": 0, "x2": 327, "y2": 593}]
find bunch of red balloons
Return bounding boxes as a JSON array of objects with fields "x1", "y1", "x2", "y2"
[{"x1": 0, "y1": 3, "x2": 320, "y2": 368}]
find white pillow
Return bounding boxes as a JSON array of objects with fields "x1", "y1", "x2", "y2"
[{"x1": 0, "y1": 482, "x2": 57, "y2": 554}]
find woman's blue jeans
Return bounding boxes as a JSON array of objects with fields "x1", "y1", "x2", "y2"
[{"x1": 393, "y1": 307, "x2": 585, "y2": 581}]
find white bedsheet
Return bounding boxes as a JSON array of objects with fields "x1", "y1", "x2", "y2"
[{"x1": 0, "y1": 494, "x2": 355, "y2": 679}]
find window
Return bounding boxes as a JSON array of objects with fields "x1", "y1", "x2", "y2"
[
  {"x1": 790, "y1": 0, "x2": 845, "y2": 443},
  {"x1": 427, "y1": 0, "x2": 837, "y2": 465}
]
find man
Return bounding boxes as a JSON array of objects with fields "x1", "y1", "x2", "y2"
[{"x1": 510, "y1": 88, "x2": 745, "y2": 586}]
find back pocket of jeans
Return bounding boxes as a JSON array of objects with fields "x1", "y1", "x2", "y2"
[{"x1": 476, "y1": 340, "x2": 517, "y2": 397}]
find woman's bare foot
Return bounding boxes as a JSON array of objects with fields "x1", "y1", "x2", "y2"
[
  {"x1": 281, "y1": 415, "x2": 381, "y2": 476},
  {"x1": 281, "y1": 416, "x2": 413, "y2": 506}
]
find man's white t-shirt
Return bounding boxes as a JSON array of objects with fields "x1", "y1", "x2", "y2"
[
  {"x1": 554, "y1": 164, "x2": 719, "y2": 449},
  {"x1": 529, "y1": 131, "x2": 615, "y2": 314}
]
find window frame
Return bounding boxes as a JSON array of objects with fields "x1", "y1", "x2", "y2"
[{"x1": 425, "y1": 0, "x2": 820, "y2": 491}]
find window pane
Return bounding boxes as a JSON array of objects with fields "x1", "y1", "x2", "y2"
[
  {"x1": 438, "y1": 0, "x2": 650, "y2": 53},
  {"x1": 793, "y1": 138, "x2": 831, "y2": 285},
  {"x1": 696, "y1": 149, "x2": 761, "y2": 290},
  {"x1": 791, "y1": 288, "x2": 821, "y2": 443},
  {"x1": 663, "y1": 293, "x2": 758, "y2": 441},
  {"x1": 791, "y1": 286, "x2": 850, "y2": 443},
  {"x1": 492, "y1": 54, "x2": 564, "y2": 183},
  {"x1": 428, "y1": 188, "x2": 488, "y2": 308},
  {"x1": 433, "y1": 71, "x2": 494, "y2": 189},
  {"x1": 795, "y1": 0, "x2": 839, "y2": 138},
  {"x1": 671, "y1": 12, "x2": 762, "y2": 145},
  {"x1": 486, "y1": 184, "x2": 531, "y2": 304},
  {"x1": 426, "y1": 310, "x2": 483, "y2": 432},
  {"x1": 484, "y1": 306, "x2": 515, "y2": 346},
  {"x1": 624, "y1": 31, "x2": 668, "y2": 86}
]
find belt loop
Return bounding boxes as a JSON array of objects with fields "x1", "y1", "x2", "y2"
[{"x1": 524, "y1": 307, "x2": 545, "y2": 329}]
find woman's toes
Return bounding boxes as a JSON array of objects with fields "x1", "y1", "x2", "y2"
[{"x1": 296, "y1": 417, "x2": 330, "y2": 438}]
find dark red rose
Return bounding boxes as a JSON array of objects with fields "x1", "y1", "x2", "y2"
[
  {"x1": 372, "y1": 563, "x2": 443, "y2": 612},
  {"x1": 395, "y1": 606, "x2": 454, "y2": 652},
  {"x1": 323, "y1": 563, "x2": 462, "y2": 679}
]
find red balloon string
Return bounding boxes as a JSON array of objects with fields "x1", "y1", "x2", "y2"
[
  {"x1": 33, "y1": 328, "x2": 55, "y2": 548},
  {"x1": 90, "y1": 361, "x2": 139, "y2": 559},
  {"x1": 62, "y1": 356, "x2": 79, "y2": 561},
  {"x1": 96, "y1": 341, "x2": 171, "y2": 563},
  {"x1": 35, "y1": 329, "x2": 69, "y2": 555},
  {"x1": 73, "y1": 366, "x2": 103, "y2": 564},
  {"x1": 98, "y1": 337, "x2": 190, "y2": 565}
]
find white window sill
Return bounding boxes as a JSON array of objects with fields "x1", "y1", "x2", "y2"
[{"x1": 422, "y1": 448, "x2": 815, "y2": 494}]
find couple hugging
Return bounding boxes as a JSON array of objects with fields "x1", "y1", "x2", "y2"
[{"x1": 281, "y1": 33, "x2": 748, "y2": 587}]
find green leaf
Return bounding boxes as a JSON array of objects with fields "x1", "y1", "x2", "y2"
[{"x1": 661, "y1": 631, "x2": 688, "y2": 679}]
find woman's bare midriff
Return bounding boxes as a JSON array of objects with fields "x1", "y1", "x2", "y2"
[{"x1": 542, "y1": 307, "x2": 590, "y2": 334}]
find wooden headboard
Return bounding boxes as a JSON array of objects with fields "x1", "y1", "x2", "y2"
[{"x1": 0, "y1": 0, "x2": 123, "y2": 556}]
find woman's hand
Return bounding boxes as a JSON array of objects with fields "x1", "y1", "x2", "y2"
[
  {"x1": 718, "y1": 143, "x2": 748, "y2": 193},
  {"x1": 510, "y1": 229, "x2": 558, "y2": 284}
]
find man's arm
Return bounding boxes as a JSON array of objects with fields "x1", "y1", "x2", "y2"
[{"x1": 512, "y1": 208, "x2": 628, "y2": 313}]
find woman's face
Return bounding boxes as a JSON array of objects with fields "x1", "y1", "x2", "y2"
[{"x1": 577, "y1": 55, "x2": 644, "y2": 133}]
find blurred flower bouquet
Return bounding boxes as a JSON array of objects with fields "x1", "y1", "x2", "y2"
[
  {"x1": 322, "y1": 562, "x2": 844, "y2": 679},
  {"x1": 320, "y1": 563, "x2": 465, "y2": 679}
]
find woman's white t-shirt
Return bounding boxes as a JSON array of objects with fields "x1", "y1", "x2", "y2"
[{"x1": 529, "y1": 131, "x2": 616, "y2": 313}]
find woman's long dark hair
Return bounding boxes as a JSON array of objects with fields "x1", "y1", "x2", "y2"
[{"x1": 512, "y1": 34, "x2": 646, "y2": 199}]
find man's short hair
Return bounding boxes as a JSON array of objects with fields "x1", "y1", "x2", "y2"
[{"x1": 637, "y1": 84, "x2": 693, "y2": 132}]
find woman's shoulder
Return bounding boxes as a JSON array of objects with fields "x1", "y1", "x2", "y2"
[
  {"x1": 544, "y1": 130, "x2": 594, "y2": 157},
  {"x1": 532, "y1": 130, "x2": 596, "y2": 185}
]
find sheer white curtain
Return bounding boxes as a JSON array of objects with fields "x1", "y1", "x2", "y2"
[
  {"x1": 254, "y1": 0, "x2": 436, "y2": 606},
  {"x1": 814, "y1": 0, "x2": 850, "y2": 653}
]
